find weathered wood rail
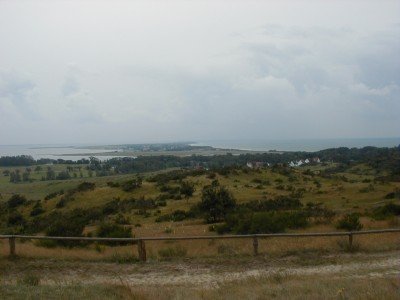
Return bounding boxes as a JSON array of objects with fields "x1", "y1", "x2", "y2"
[{"x1": 1, "y1": 228, "x2": 399, "y2": 262}]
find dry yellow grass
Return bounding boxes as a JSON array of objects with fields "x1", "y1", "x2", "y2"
[{"x1": 1, "y1": 231, "x2": 399, "y2": 261}]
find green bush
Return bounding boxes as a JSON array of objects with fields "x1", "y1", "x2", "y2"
[
  {"x1": 7, "y1": 212, "x2": 26, "y2": 227},
  {"x1": 121, "y1": 178, "x2": 142, "y2": 192},
  {"x1": 199, "y1": 182, "x2": 236, "y2": 223},
  {"x1": 96, "y1": 222, "x2": 133, "y2": 245},
  {"x1": 155, "y1": 210, "x2": 192, "y2": 222},
  {"x1": 372, "y1": 203, "x2": 400, "y2": 220},
  {"x1": 44, "y1": 190, "x2": 64, "y2": 200},
  {"x1": 30, "y1": 204, "x2": 45, "y2": 216},
  {"x1": 216, "y1": 210, "x2": 309, "y2": 234},
  {"x1": 336, "y1": 213, "x2": 363, "y2": 231},
  {"x1": 7, "y1": 194, "x2": 27, "y2": 208},
  {"x1": 75, "y1": 182, "x2": 95, "y2": 192}
]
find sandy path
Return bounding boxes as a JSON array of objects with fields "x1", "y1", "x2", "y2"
[{"x1": 1, "y1": 252, "x2": 399, "y2": 287}]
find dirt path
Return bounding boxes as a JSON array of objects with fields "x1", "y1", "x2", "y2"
[{"x1": 1, "y1": 252, "x2": 399, "y2": 287}]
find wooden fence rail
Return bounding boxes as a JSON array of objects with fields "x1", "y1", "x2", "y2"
[{"x1": 1, "y1": 228, "x2": 399, "y2": 262}]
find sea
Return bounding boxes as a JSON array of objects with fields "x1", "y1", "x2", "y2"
[
  {"x1": 0, "y1": 138, "x2": 399, "y2": 161},
  {"x1": 192, "y1": 137, "x2": 400, "y2": 152}
]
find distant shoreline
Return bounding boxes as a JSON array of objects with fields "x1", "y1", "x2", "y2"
[{"x1": 0, "y1": 138, "x2": 399, "y2": 161}]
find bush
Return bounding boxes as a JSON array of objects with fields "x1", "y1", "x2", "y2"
[
  {"x1": 44, "y1": 190, "x2": 64, "y2": 200},
  {"x1": 75, "y1": 182, "x2": 95, "y2": 192},
  {"x1": 7, "y1": 212, "x2": 26, "y2": 227},
  {"x1": 372, "y1": 203, "x2": 400, "y2": 220},
  {"x1": 30, "y1": 202, "x2": 45, "y2": 216},
  {"x1": 96, "y1": 222, "x2": 133, "y2": 245},
  {"x1": 107, "y1": 181, "x2": 120, "y2": 188},
  {"x1": 155, "y1": 210, "x2": 192, "y2": 222},
  {"x1": 7, "y1": 194, "x2": 27, "y2": 208},
  {"x1": 121, "y1": 178, "x2": 142, "y2": 192},
  {"x1": 336, "y1": 213, "x2": 363, "y2": 231},
  {"x1": 242, "y1": 196, "x2": 302, "y2": 212},
  {"x1": 216, "y1": 210, "x2": 309, "y2": 234},
  {"x1": 199, "y1": 182, "x2": 236, "y2": 223},
  {"x1": 44, "y1": 214, "x2": 87, "y2": 247}
]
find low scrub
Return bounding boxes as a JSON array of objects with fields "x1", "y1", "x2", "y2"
[
  {"x1": 336, "y1": 213, "x2": 363, "y2": 231},
  {"x1": 7, "y1": 194, "x2": 27, "y2": 208},
  {"x1": 241, "y1": 196, "x2": 302, "y2": 212},
  {"x1": 216, "y1": 210, "x2": 309, "y2": 234},
  {"x1": 95, "y1": 222, "x2": 133, "y2": 245},
  {"x1": 155, "y1": 210, "x2": 193, "y2": 222},
  {"x1": 372, "y1": 203, "x2": 400, "y2": 220}
]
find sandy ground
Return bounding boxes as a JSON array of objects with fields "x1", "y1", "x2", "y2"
[{"x1": 1, "y1": 251, "x2": 399, "y2": 288}]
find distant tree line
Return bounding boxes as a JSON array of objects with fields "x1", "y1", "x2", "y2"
[{"x1": 1, "y1": 146, "x2": 399, "y2": 179}]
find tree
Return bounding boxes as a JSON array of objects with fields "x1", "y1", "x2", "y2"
[{"x1": 199, "y1": 182, "x2": 236, "y2": 223}]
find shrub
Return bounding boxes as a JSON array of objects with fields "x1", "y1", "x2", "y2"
[
  {"x1": 56, "y1": 170, "x2": 71, "y2": 180},
  {"x1": 305, "y1": 202, "x2": 335, "y2": 224},
  {"x1": 75, "y1": 181, "x2": 95, "y2": 192},
  {"x1": 242, "y1": 196, "x2": 302, "y2": 212},
  {"x1": 115, "y1": 213, "x2": 130, "y2": 225},
  {"x1": 155, "y1": 210, "x2": 192, "y2": 222},
  {"x1": 384, "y1": 190, "x2": 400, "y2": 199},
  {"x1": 107, "y1": 181, "x2": 120, "y2": 188},
  {"x1": 30, "y1": 202, "x2": 45, "y2": 216},
  {"x1": 199, "y1": 182, "x2": 236, "y2": 223},
  {"x1": 217, "y1": 210, "x2": 309, "y2": 234},
  {"x1": 121, "y1": 178, "x2": 142, "y2": 192},
  {"x1": 96, "y1": 222, "x2": 133, "y2": 245},
  {"x1": 44, "y1": 214, "x2": 87, "y2": 247},
  {"x1": 180, "y1": 181, "x2": 195, "y2": 199},
  {"x1": 7, "y1": 212, "x2": 26, "y2": 227},
  {"x1": 7, "y1": 194, "x2": 27, "y2": 208},
  {"x1": 336, "y1": 213, "x2": 363, "y2": 231},
  {"x1": 44, "y1": 190, "x2": 64, "y2": 200},
  {"x1": 372, "y1": 203, "x2": 400, "y2": 220},
  {"x1": 55, "y1": 197, "x2": 67, "y2": 208}
]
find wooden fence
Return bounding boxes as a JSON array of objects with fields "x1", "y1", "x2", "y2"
[{"x1": 1, "y1": 228, "x2": 399, "y2": 262}]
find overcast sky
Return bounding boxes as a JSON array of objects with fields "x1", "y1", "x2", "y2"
[{"x1": 0, "y1": 0, "x2": 399, "y2": 145}]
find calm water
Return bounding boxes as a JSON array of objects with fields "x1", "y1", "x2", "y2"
[
  {"x1": 0, "y1": 144, "x2": 119, "y2": 161},
  {"x1": 1, "y1": 138, "x2": 399, "y2": 161},
  {"x1": 194, "y1": 138, "x2": 400, "y2": 152}
]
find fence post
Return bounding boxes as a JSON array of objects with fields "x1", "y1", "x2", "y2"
[
  {"x1": 348, "y1": 232, "x2": 353, "y2": 249},
  {"x1": 137, "y1": 239, "x2": 146, "y2": 262},
  {"x1": 253, "y1": 236, "x2": 259, "y2": 256},
  {"x1": 9, "y1": 237, "x2": 16, "y2": 257}
]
